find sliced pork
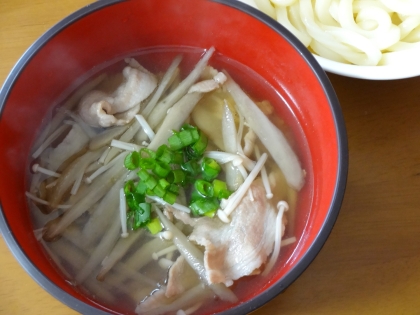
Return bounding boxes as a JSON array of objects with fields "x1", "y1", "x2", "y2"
[
  {"x1": 166, "y1": 256, "x2": 201, "y2": 298},
  {"x1": 189, "y1": 180, "x2": 278, "y2": 287},
  {"x1": 78, "y1": 66, "x2": 157, "y2": 128}
]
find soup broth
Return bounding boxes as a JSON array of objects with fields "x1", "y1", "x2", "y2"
[{"x1": 26, "y1": 47, "x2": 311, "y2": 315}]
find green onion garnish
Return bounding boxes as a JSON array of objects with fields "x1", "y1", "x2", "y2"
[
  {"x1": 190, "y1": 197, "x2": 219, "y2": 216},
  {"x1": 153, "y1": 183, "x2": 167, "y2": 198},
  {"x1": 140, "y1": 148, "x2": 156, "y2": 159},
  {"x1": 132, "y1": 202, "x2": 151, "y2": 229},
  {"x1": 123, "y1": 123, "x2": 229, "y2": 226},
  {"x1": 146, "y1": 217, "x2": 163, "y2": 234},
  {"x1": 153, "y1": 160, "x2": 171, "y2": 178},
  {"x1": 124, "y1": 180, "x2": 135, "y2": 195},
  {"x1": 189, "y1": 130, "x2": 208, "y2": 157},
  {"x1": 135, "y1": 181, "x2": 147, "y2": 194},
  {"x1": 139, "y1": 158, "x2": 156, "y2": 170},
  {"x1": 168, "y1": 132, "x2": 184, "y2": 150},
  {"x1": 163, "y1": 191, "x2": 177, "y2": 204},
  {"x1": 194, "y1": 179, "x2": 214, "y2": 198},
  {"x1": 201, "y1": 157, "x2": 221, "y2": 181},
  {"x1": 168, "y1": 169, "x2": 186, "y2": 184},
  {"x1": 145, "y1": 175, "x2": 158, "y2": 190},
  {"x1": 124, "y1": 151, "x2": 140, "y2": 170},
  {"x1": 181, "y1": 160, "x2": 200, "y2": 176},
  {"x1": 213, "y1": 179, "x2": 231, "y2": 198},
  {"x1": 156, "y1": 145, "x2": 173, "y2": 164}
]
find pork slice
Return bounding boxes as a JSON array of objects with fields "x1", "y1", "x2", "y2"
[
  {"x1": 189, "y1": 180, "x2": 277, "y2": 286},
  {"x1": 111, "y1": 66, "x2": 157, "y2": 114},
  {"x1": 165, "y1": 256, "x2": 201, "y2": 298},
  {"x1": 136, "y1": 256, "x2": 201, "y2": 313},
  {"x1": 78, "y1": 66, "x2": 157, "y2": 128}
]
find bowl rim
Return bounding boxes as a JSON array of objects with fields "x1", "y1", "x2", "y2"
[
  {"x1": 315, "y1": 54, "x2": 420, "y2": 80},
  {"x1": 0, "y1": 0, "x2": 348, "y2": 314}
]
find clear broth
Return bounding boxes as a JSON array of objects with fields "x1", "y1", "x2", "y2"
[{"x1": 28, "y1": 46, "x2": 312, "y2": 315}]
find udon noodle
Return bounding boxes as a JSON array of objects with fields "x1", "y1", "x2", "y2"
[
  {"x1": 26, "y1": 47, "x2": 305, "y2": 315},
  {"x1": 238, "y1": 0, "x2": 420, "y2": 66}
]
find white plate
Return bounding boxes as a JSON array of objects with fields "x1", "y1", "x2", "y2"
[{"x1": 315, "y1": 55, "x2": 420, "y2": 80}]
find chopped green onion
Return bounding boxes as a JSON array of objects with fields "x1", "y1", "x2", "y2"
[
  {"x1": 218, "y1": 189, "x2": 233, "y2": 199},
  {"x1": 201, "y1": 157, "x2": 221, "y2": 181},
  {"x1": 135, "y1": 181, "x2": 147, "y2": 194},
  {"x1": 156, "y1": 145, "x2": 173, "y2": 164},
  {"x1": 172, "y1": 151, "x2": 184, "y2": 165},
  {"x1": 189, "y1": 131, "x2": 208, "y2": 157},
  {"x1": 163, "y1": 191, "x2": 177, "y2": 204},
  {"x1": 204, "y1": 210, "x2": 216, "y2": 218},
  {"x1": 190, "y1": 187, "x2": 203, "y2": 203},
  {"x1": 179, "y1": 130, "x2": 195, "y2": 146},
  {"x1": 153, "y1": 161, "x2": 171, "y2": 178},
  {"x1": 158, "y1": 178, "x2": 170, "y2": 190},
  {"x1": 140, "y1": 148, "x2": 156, "y2": 159},
  {"x1": 168, "y1": 132, "x2": 183, "y2": 150},
  {"x1": 146, "y1": 188, "x2": 155, "y2": 196},
  {"x1": 124, "y1": 151, "x2": 140, "y2": 170},
  {"x1": 184, "y1": 174, "x2": 195, "y2": 186},
  {"x1": 139, "y1": 158, "x2": 156, "y2": 170},
  {"x1": 213, "y1": 179, "x2": 231, "y2": 199},
  {"x1": 123, "y1": 124, "x2": 226, "y2": 227},
  {"x1": 146, "y1": 217, "x2": 163, "y2": 234},
  {"x1": 145, "y1": 175, "x2": 158, "y2": 190},
  {"x1": 124, "y1": 180, "x2": 135, "y2": 194},
  {"x1": 194, "y1": 180, "x2": 214, "y2": 198},
  {"x1": 137, "y1": 169, "x2": 150, "y2": 182},
  {"x1": 132, "y1": 203, "x2": 151, "y2": 229},
  {"x1": 168, "y1": 184, "x2": 179, "y2": 195},
  {"x1": 153, "y1": 183, "x2": 167, "y2": 198},
  {"x1": 181, "y1": 124, "x2": 200, "y2": 141},
  {"x1": 181, "y1": 160, "x2": 200, "y2": 176},
  {"x1": 190, "y1": 197, "x2": 219, "y2": 216},
  {"x1": 126, "y1": 192, "x2": 145, "y2": 211},
  {"x1": 167, "y1": 169, "x2": 186, "y2": 184}
]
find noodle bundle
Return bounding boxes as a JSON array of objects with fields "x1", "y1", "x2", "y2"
[{"x1": 238, "y1": 0, "x2": 420, "y2": 66}]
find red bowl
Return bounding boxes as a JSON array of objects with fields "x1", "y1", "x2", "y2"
[{"x1": 0, "y1": 0, "x2": 347, "y2": 314}]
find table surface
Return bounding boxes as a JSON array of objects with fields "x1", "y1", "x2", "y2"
[{"x1": 1, "y1": 1, "x2": 420, "y2": 315}]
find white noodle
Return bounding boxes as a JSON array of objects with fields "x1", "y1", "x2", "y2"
[
  {"x1": 242, "y1": 0, "x2": 420, "y2": 66},
  {"x1": 276, "y1": 6, "x2": 312, "y2": 47}
]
